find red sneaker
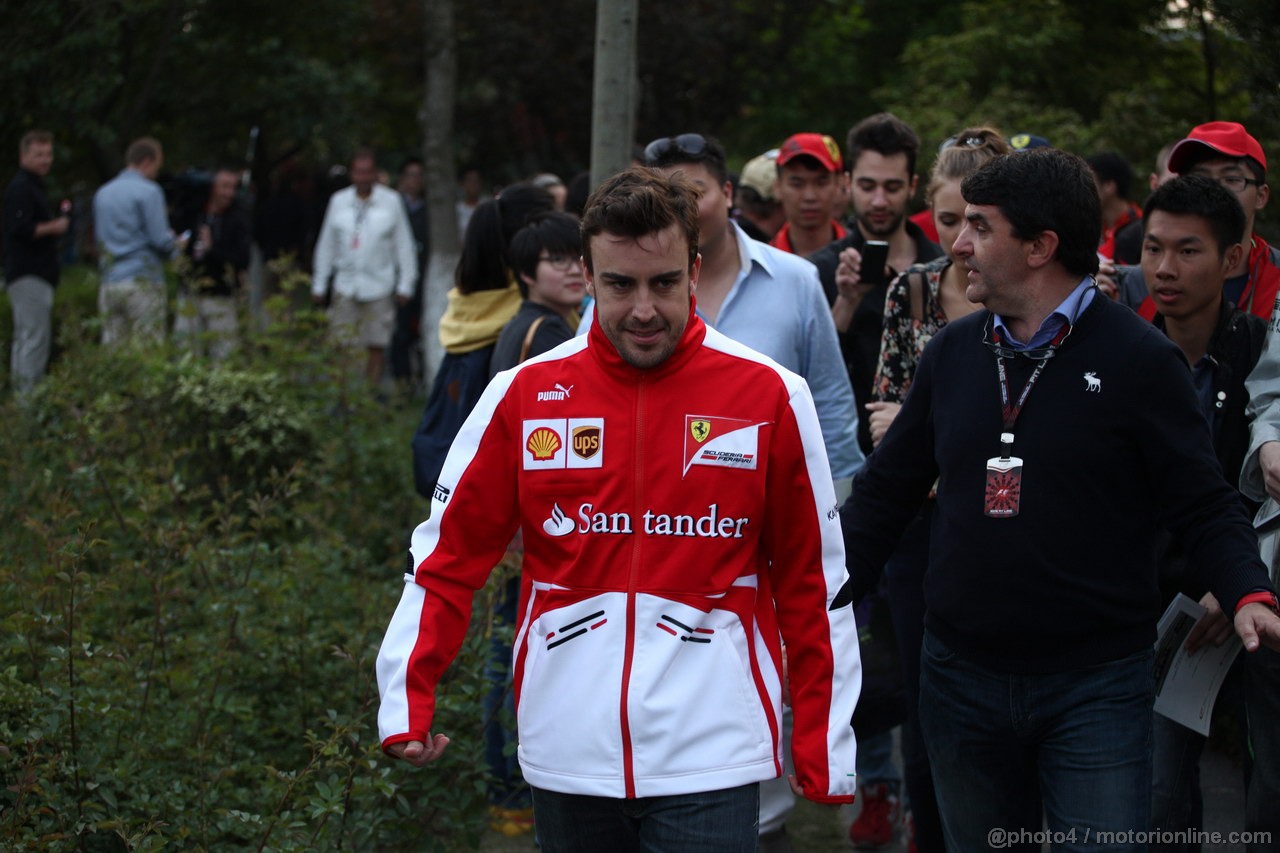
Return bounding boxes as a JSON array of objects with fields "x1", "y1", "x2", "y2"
[{"x1": 848, "y1": 782, "x2": 900, "y2": 849}]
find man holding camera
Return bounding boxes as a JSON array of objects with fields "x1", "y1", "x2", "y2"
[{"x1": 808, "y1": 114, "x2": 943, "y2": 455}]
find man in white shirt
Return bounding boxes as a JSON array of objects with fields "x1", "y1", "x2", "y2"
[{"x1": 313, "y1": 149, "x2": 418, "y2": 386}]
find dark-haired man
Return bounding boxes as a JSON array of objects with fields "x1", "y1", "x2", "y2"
[
  {"x1": 1114, "y1": 122, "x2": 1278, "y2": 321},
  {"x1": 840, "y1": 149, "x2": 1280, "y2": 851},
  {"x1": 4, "y1": 130, "x2": 68, "y2": 392},
  {"x1": 1140, "y1": 175, "x2": 1266, "y2": 846},
  {"x1": 1088, "y1": 151, "x2": 1141, "y2": 263},
  {"x1": 93, "y1": 136, "x2": 176, "y2": 345},
  {"x1": 378, "y1": 166, "x2": 860, "y2": 852},
  {"x1": 809, "y1": 113, "x2": 944, "y2": 454},
  {"x1": 769, "y1": 133, "x2": 847, "y2": 257}
]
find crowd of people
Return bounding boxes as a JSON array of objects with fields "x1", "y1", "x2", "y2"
[{"x1": 6, "y1": 114, "x2": 1280, "y2": 853}]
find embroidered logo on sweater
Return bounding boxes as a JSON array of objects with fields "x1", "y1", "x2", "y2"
[
  {"x1": 683, "y1": 415, "x2": 766, "y2": 476},
  {"x1": 1083, "y1": 372, "x2": 1101, "y2": 393}
]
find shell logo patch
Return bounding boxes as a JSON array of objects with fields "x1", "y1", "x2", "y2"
[
  {"x1": 682, "y1": 415, "x2": 767, "y2": 476},
  {"x1": 523, "y1": 418, "x2": 604, "y2": 469},
  {"x1": 526, "y1": 427, "x2": 562, "y2": 460}
]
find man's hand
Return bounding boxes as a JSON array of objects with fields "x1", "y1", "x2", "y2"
[
  {"x1": 1095, "y1": 258, "x2": 1120, "y2": 301},
  {"x1": 1186, "y1": 593, "x2": 1232, "y2": 654},
  {"x1": 35, "y1": 216, "x2": 70, "y2": 238},
  {"x1": 865, "y1": 401, "x2": 901, "y2": 448},
  {"x1": 312, "y1": 292, "x2": 327, "y2": 305},
  {"x1": 387, "y1": 732, "x2": 451, "y2": 767},
  {"x1": 1235, "y1": 602, "x2": 1280, "y2": 653},
  {"x1": 832, "y1": 247, "x2": 868, "y2": 332},
  {"x1": 1259, "y1": 441, "x2": 1280, "y2": 501},
  {"x1": 396, "y1": 294, "x2": 411, "y2": 307}
]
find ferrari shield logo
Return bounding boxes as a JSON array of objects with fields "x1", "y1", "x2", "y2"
[{"x1": 690, "y1": 419, "x2": 712, "y2": 443}]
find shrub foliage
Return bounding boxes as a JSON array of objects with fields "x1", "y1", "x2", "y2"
[{"x1": 0, "y1": 295, "x2": 501, "y2": 851}]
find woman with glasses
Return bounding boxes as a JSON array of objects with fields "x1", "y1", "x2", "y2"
[{"x1": 864, "y1": 126, "x2": 1010, "y2": 853}]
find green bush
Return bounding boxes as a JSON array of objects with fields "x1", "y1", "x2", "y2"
[{"x1": 0, "y1": 300, "x2": 508, "y2": 851}]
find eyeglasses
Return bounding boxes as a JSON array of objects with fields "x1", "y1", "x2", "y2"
[
  {"x1": 539, "y1": 254, "x2": 582, "y2": 271},
  {"x1": 1205, "y1": 174, "x2": 1262, "y2": 193},
  {"x1": 643, "y1": 133, "x2": 709, "y2": 165}
]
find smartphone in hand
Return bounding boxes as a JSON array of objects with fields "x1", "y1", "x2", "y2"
[{"x1": 860, "y1": 241, "x2": 890, "y2": 286}]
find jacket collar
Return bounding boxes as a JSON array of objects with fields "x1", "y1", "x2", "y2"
[{"x1": 587, "y1": 297, "x2": 707, "y2": 382}]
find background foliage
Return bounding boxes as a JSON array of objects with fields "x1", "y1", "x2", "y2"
[
  {"x1": 3, "y1": 0, "x2": 1279, "y2": 214},
  {"x1": 0, "y1": 288, "x2": 509, "y2": 850}
]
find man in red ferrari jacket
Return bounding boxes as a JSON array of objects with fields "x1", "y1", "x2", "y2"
[{"x1": 376, "y1": 166, "x2": 860, "y2": 850}]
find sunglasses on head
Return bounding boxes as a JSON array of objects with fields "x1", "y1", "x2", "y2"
[{"x1": 643, "y1": 133, "x2": 709, "y2": 165}]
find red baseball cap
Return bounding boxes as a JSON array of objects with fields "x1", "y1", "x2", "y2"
[
  {"x1": 1168, "y1": 121, "x2": 1267, "y2": 175},
  {"x1": 777, "y1": 133, "x2": 844, "y2": 173}
]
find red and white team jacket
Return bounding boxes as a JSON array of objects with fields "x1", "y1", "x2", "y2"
[{"x1": 377, "y1": 304, "x2": 860, "y2": 802}]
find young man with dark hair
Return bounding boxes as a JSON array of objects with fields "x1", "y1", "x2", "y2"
[
  {"x1": 1114, "y1": 122, "x2": 1278, "y2": 322},
  {"x1": 3, "y1": 130, "x2": 68, "y2": 393},
  {"x1": 769, "y1": 133, "x2": 847, "y2": 257},
  {"x1": 377, "y1": 166, "x2": 860, "y2": 852},
  {"x1": 1140, "y1": 175, "x2": 1267, "y2": 847},
  {"x1": 841, "y1": 149, "x2": 1280, "y2": 851},
  {"x1": 1088, "y1": 151, "x2": 1142, "y2": 263},
  {"x1": 809, "y1": 113, "x2": 944, "y2": 454}
]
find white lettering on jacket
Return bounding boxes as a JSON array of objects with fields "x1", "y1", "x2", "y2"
[{"x1": 548, "y1": 502, "x2": 749, "y2": 539}]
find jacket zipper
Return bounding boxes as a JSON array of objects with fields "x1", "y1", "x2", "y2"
[{"x1": 618, "y1": 376, "x2": 644, "y2": 797}]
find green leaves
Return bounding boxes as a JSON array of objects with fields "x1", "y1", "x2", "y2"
[{"x1": 0, "y1": 275, "x2": 498, "y2": 850}]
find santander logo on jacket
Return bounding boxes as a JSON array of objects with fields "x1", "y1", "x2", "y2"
[{"x1": 376, "y1": 304, "x2": 861, "y2": 802}]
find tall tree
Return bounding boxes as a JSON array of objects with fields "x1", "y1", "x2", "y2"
[{"x1": 422, "y1": 0, "x2": 460, "y2": 387}]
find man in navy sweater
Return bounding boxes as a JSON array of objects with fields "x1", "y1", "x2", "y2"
[{"x1": 840, "y1": 149, "x2": 1280, "y2": 852}]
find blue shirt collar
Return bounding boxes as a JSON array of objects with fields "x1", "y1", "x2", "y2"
[{"x1": 993, "y1": 277, "x2": 1096, "y2": 350}]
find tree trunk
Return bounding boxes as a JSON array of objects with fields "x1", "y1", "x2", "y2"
[
  {"x1": 589, "y1": 0, "x2": 639, "y2": 187},
  {"x1": 422, "y1": 0, "x2": 460, "y2": 390}
]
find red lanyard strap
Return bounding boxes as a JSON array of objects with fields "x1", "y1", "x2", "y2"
[{"x1": 993, "y1": 321, "x2": 1071, "y2": 431}]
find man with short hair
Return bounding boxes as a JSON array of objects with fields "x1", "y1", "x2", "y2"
[
  {"x1": 312, "y1": 148, "x2": 417, "y2": 387},
  {"x1": 174, "y1": 167, "x2": 250, "y2": 359},
  {"x1": 3, "y1": 130, "x2": 68, "y2": 392},
  {"x1": 1116, "y1": 122, "x2": 1278, "y2": 320},
  {"x1": 840, "y1": 148, "x2": 1280, "y2": 851},
  {"x1": 769, "y1": 133, "x2": 848, "y2": 257},
  {"x1": 1139, "y1": 175, "x2": 1267, "y2": 847},
  {"x1": 808, "y1": 113, "x2": 944, "y2": 454},
  {"x1": 1088, "y1": 151, "x2": 1142, "y2": 263},
  {"x1": 93, "y1": 136, "x2": 175, "y2": 345},
  {"x1": 377, "y1": 166, "x2": 860, "y2": 852}
]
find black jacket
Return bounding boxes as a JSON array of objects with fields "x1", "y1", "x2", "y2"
[
  {"x1": 807, "y1": 221, "x2": 944, "y2": 453},
  {"x1": 3, "y1": 167, "x2": 60, "y2": 284},
  {"x1": 1153, "y1": 301, "x2": 1267, "y2": 599},
  {"x1": 180, "y1": 205, "x2": 251, "y2": 297}
]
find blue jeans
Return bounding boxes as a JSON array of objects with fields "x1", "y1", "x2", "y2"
[
  {"x1": 1149, "y1": 712, "x2": 1203, "y2": 852},
  {"x1": 919, "y1": 630, "x2": 1154, "y2": 852},
  {"x1": 530, "y1": 783, "x2": 759, "y2": 852},
  {"x1": 1245, "y1": 646, "x2": 1280, "y2": 850}
]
